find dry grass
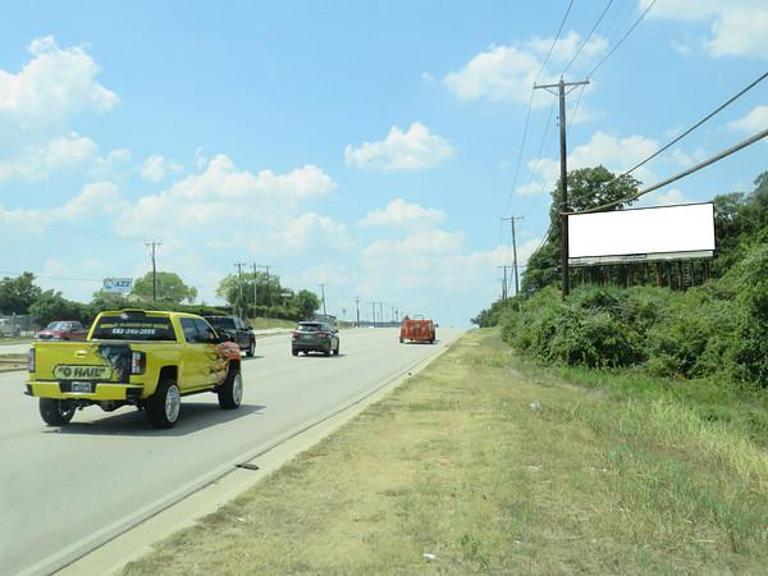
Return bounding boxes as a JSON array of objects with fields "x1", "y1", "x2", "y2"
[{"x1": 123, "y1": 329, "x2": 768, "y2": 575}]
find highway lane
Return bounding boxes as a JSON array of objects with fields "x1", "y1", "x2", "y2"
[{"x1": 0, "y1": 327, "x2": 462, "y2": 575}]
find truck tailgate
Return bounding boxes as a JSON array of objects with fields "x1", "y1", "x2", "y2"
[{"x1": 33, "y1": 341, "x2": 133, "y2": 383}]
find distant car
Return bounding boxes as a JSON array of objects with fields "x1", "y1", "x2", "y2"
[
  {"x1": 34, "y1": 321, "x2": 88, "y2": 341},
  {"x1": 292, "y1": 321, "x2": 339, "y2": 356},
  {"x1": 205, "y1": 315, "x2": 256, "y2": 357}
]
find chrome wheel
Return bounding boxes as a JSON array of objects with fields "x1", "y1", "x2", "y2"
[
  {"x1": 232, "y1": 373, "x2": 243, "y2": 406},
  {"x1": 164, "y1": 384, "x2": 180, "y2": 423}
]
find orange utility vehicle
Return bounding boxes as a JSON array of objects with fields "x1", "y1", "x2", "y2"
[{"x1": 399, "y1": 315, "x2": 436, "y2": 344}]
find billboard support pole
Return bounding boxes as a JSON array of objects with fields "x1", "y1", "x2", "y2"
[{"x1": 535, "y1": 76, "x2": 589, "y2": 299}]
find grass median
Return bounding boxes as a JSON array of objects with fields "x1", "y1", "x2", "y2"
[{"x1": 124, "y1": 328, "x2": 768, "y2": 575}]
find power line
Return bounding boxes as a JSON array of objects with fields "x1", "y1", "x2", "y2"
[
  {"x1": 588, "y1": 0, "x2": 657, "y2": 77},
  {"x1": 567, "y1": 69, "x2": 768, "y2": 208},
  {"x1": 536, "y1": 0, "x2": 576, "y2": 82},
  {"x1": 503, "y1": 0, "x2": 577, "y2": 217},
  {"x1": 569, "y1": 126, "x2": 768, "y2": 214},
  {"x1": 563, "y1": 0, "x2": 615, "y2": 75},
  {"x1": 618, "y1": 70, "x2": 768, "y2": 179}
]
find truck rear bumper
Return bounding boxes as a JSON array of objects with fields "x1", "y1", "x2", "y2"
[{"x1": 26, "y1": 381, "x2": 144, "y2": 401}]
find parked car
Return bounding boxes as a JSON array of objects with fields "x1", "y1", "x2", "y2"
[
  {"x1": 291, "y1": 321, "x2": 339, "y2": 356},
  {"x1": 204, "y1": 315, "x2": 256, "y2": 357},
  {"x1": 34, "y1": 321, "x2": 88, "y2": 341}
]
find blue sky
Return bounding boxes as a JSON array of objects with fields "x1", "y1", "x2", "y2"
[{"x1": 1, "y1": 1, "x2": 766, "y2": 327}]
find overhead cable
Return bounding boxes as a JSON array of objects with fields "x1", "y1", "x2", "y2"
[
  {"x1": 588, "y1": 0, "x2": 657, "y2": 77},
  {"x1": 567, "y1": 126, "x2": 768, "y2": 214}
]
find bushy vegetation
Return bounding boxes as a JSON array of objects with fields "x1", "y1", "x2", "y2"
[{"x1": 478, "y1": 166, "x2": 768, "y2": 389}]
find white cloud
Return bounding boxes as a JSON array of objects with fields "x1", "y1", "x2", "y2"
[
  {"x1": 361, "y1": 229, "x2": 465, "y2": 290},
  {"x1": 284, "y1": 212, "x2": 350, "y2": 249},
  {"x1": 443, "y1": 33, "x2": 607, "y2": 106},
  {"x1": 644, "y1": 0, "x2": 768, "y2": 58},
  {"x1": 0, "y1": 181, "x2": 125, "y2": 228},
  {"x1": 119, "y1": 154, "x2": 337, "y2": 249},
  {"x1": 345, "y1": 122, "x2": 455, "y2": 171},
  {"x1": 0, "y1": 132, "x2": 98, "y2": 181},
  {"x1": 517, "y1": 131, "x2": 660, "y2": 196},
  {"x1": 360, "y1": 198, "x2": 445, "y2": 229},
  {"x1": 140, "y1": 154, "x2": 183, "y2": 182},
  {"x1": 648, "y1": 188, "x2": 687, "y2": 206},
  {"x1": 0, "y1": 35, "x2": 118, "y2": 127},
  {"x1": 728, "y1": 105, "x2": 768, "y2": 134},
  {"x1": 357, "y1": 228, "x2": 543, "y2": 323},
  {"x1": 54, "y1": 181, "x2": 124, "y2": 218}
]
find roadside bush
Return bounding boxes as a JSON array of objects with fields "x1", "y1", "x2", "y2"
[
  {"x1": 731, "y1": 243, "x2": 768, "y2": 386},
  {"x1": 503, "y1": 283, "x2": 742, "y2": 378}
]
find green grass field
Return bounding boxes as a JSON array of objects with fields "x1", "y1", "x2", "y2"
[
  {"x1": 123, "y1": 328, "x2": 768, "y2": 575},
  {"x1": 248, "y1": 317, "x2": 297, "y2": 330}
]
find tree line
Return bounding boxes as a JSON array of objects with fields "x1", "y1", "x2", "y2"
[{"x1": 0, "y1": 270, "x2": 320, "y2": 328}]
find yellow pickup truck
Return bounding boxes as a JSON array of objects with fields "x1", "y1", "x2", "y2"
[{"x1": 26, "y1": 309, "x2": 243, "y2": 429}]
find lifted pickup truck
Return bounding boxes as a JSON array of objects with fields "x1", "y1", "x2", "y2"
[{"x1": 26, "y1": 309, "x2": 243, "y2": 429}]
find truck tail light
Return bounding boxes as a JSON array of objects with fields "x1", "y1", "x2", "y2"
[
  {"x1": 131, "y1": 351, "x2": 146, "y2": 375},
  {"x1": 292, "y1": 332, "x2": 300, "y2": 339},
  {"x1": 28, "y1": 348, "x2": 35, "y2": 372}
]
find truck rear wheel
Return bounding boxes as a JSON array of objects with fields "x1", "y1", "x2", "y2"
[
  {"x1": 218, "y1": 365, "x2": 243, "y2": 409},
  {"x1": 39, "y1": 398, "x2": 76, "y2": 426},
  {"x1": 246, "y1": 338, "x2": 256, "y2": 357},
  {"x1": 146, "y1": 379, "x2": 181, "y2": 429}
]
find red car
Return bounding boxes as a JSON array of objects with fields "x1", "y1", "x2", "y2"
[{"x1": 34, "y1": 320, "x2": 89, "y2": 341}]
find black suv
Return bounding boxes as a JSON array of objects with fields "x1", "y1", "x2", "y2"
[{"x1": 205, "y1": 315, "x2": 256, "y2": 356}]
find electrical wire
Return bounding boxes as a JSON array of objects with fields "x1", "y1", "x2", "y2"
[
  {"x1": 588, "y1": 0, "x2": 657, "y2": 77},
  {"x1": 563, "y1": 0, "x2": 615, "y2": 75},
  {"x1": 615, "y1": 70, "x2": 768, "y2": 179},
  {"x1": 566, "y1": 69, "x2": 768, "y2": 208},
  {"x1": 567, "y1": 126, "x2": 768, "y2": 214},
  {"x1": 537, "y1": 0, "x2": 576, "y2": 83},
  {"x1": 503, "y1": 0, "x2": 576, "y2": 218}
]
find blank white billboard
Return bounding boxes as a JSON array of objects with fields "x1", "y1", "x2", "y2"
[{"x1": 568, "y1": 202, "x2": 715, "y2": 266}]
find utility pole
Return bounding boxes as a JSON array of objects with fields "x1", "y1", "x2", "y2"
[
  {"x1": 354, "y1": 297, "x2": 360, "y2": 328},
  {"x1": 145, "y1": 241, "x2": 162, "y2": 302},
  {"x1": 254, "y1": 265, "x2": 272, "y2": 312},
  {"x1": 502, "y1": 216, "x2": 524, "y2": 296},
  {"x1": 371, "y1": 302, "x2": 376, "y2": 327},
  {"x1": 251, "y1": 263, "x2": 259, "y2": 318},
  {"x1": 319, "y1": 283, "x2": 327, "y2": 316},
  {"x1": 379, "y1": 302, "x2": 384, "y2": 328},
  {"x1": 235, "y1": 262, "x2": 247, "y2": 318},
  {"x1": 534, "y1": 76, "x2": 589, "y2": 298},
  {"x1": 497, "y1": 265, "x2": 511, "y2": 301}
]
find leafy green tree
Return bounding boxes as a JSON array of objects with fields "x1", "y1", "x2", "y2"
[
  {"x1": 216, "y1": 272, "x2": 283, "y2": 315},
  {"x1": 90, "y1": 290, "x2": 133, "y2": 314},
  {"x1": 0, "y1": 272, "x2": 43, "y2": 315},
  {"x1": 290, "y1": 289, "x2": 320, "y2": 320},
  {"x1": 522, "y1": 166, "x2": 640, "y2": 295},
  {"x1": 29, "y1": 290, "x2": 89, "y2": 326},
  {"x1": 132, "y1": 272, "x2": 197, "y2": 304}
]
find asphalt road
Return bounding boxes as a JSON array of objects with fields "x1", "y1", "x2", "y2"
[{"x1": 0, "y1": 327, "x2": 461, "y2": 575}]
